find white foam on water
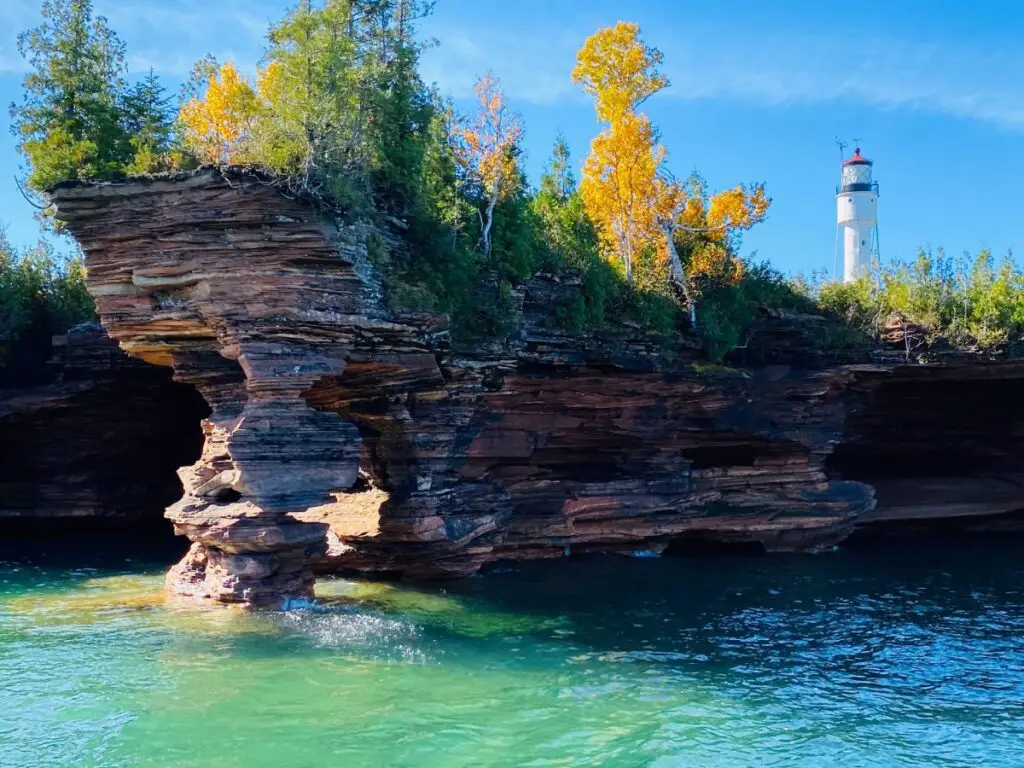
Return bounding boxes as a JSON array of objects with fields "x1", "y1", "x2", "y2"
[{"x1": 272, "y1": 607, "x2": 430, "y2": 663}]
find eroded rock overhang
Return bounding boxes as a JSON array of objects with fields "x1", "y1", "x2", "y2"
[
  {"x1": 50, "y1": 168, "x2": 441, "y2": 606},
  {"x1": 834, "y1": 361, "x2": 1024, "y2": 535}
]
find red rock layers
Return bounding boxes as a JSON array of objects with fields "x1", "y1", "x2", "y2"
[{"x1": 50, "y1": 168, "x2": 884, "y2": 606}]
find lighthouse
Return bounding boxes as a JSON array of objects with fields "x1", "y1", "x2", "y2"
[{"x1": 836, "y1": 148, "x2": 879, "y2": 283}]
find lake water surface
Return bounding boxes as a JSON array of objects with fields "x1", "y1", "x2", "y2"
[{"x1": 1, "y1": 539, "x2": 1023, "y2": 767}]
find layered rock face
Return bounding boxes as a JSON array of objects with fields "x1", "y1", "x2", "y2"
[
  {"x1": 0, "y1": 324, "x2": 207, "y2": 527},
  {"x1": 303, "y1": 345, "x2": 875, "y2": 578},
  {"x1": 40, "y1": 168, "x2": 915, "y2": 606}
]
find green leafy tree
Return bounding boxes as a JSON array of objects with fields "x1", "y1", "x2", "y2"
[
  {"x1": 229, "y1": 0, "x2": 437, "y2": 211},
  {"x1": 0, "y1": 231, "x2": 94, "y2": 380},
  {"x1": 251, "y1": 1, "x2": 362, "y2": 196}
]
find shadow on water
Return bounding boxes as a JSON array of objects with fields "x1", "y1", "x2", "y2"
[{"x1": 0, "y1": 516, "x2": 188, "y2": 570}]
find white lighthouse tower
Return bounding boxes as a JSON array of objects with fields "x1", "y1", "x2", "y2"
[{"x1": 836, "y1": 147, "x2": 879, "y2": 283}]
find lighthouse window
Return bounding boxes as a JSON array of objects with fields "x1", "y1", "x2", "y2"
[{"x1": 861, "y1": 240, "x2": 866, "y2": 246}]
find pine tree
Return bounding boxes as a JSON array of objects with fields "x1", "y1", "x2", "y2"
[
  {"x1": 534, "y1": 136, "x2": 600, "y2": 271},
  {"x1": 9, "y1": 0, "x2": 131, "y2": 195},
  {"x1": 121, "y1": 68, "x2": 175, "y2": 174}
]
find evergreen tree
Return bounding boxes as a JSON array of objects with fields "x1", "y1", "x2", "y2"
[
  {"x1": 251, "y1": 0, "x2": 362, "y2": 194},
  {"x1": 534, "y1": 136, "x2": 600, "y2": 270},
  {"x1": 355, "y1": 0, "x2": 436, "y2": 212},
  {"x1": 241, "y1": 0, "x2": 436, "y2": 211},
  {"x1": 120, "y1": 68, "x2": 175, "y2": 173},
  {"x1": 9, "y1": 0, "x2": 131, "y2": 195}
]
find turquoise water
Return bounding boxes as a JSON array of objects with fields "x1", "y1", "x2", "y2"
[{"x1": 2, "y1": 540, "x2": 1023, "y2": 767}]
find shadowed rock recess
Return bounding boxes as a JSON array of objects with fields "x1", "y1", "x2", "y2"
[
  {"x1": 0, "y1": 324, "x2": 207, "y2": 535},
  {"x1": 47, "y1": 168, "x2": 1024, "y2": 607}
]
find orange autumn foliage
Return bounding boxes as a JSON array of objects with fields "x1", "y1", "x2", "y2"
[
  {"x1": 455, "y1": 72, "x2": 524, "y2": 258},
  {"x1": 457, "y1": 73, "x2": 522, "y2": 201}
]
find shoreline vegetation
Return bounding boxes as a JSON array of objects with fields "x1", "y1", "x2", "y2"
[{"x1": 5, "y1": 0, "x2": 1024, "y2": 376}]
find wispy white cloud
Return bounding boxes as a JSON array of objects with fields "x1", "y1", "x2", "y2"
[
  {"x1": 421, "y1": 19, "x2": 1024, "y2": 131},
  {"x1": 99, "y1": 0, "x2": 273, "y2": 76},
  {"x1": 0, "y1": 0, "x2": 273, "y2": 78},
  {"x1": 662, "y1": 29, "x2": 1024, "y2": 130},
  {"x1": 419, "y1": 25, "x2": 581, "y2": 105},
  {"x1": 5, "y1": 1, "x2": 1024, "y2": 133}
]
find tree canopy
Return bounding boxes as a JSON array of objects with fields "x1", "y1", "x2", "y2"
[
  {"x1": 8, "y1": 4, "x2": 1024, "y2": 365},
  {"x1": 10, "y1": 0, "x2": 177, "y2": 203},
  {"x1": 0, "y1": 230, "x2": 93, "y2": 383}
]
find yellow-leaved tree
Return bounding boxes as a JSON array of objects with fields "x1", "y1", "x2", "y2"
[
  {"x1": 574, "y1": 22, "x2": 667, "y2": 286},
  {"x1": 579, "y1": 111, "x2": 664, "y2": 286},
  {"x1": 178, "y1": 60, "x2": 262, "y2": 164},
  {"x1": 455, "y1": 72, "x2": 524, "y2": 260},
  {"x1": 574, "y1": 21, "x2": 772, "y2": 330},
  {"x1": 572, "y1": 20, "x2": 668, "y2": 123},
  {"x1": 655, "y1": 173, "x2": 771, "y2": 325}
]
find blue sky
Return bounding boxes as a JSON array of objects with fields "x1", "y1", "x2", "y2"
[{"x1": 2, "y1": 0, "x2": 1024, "y2": 277}]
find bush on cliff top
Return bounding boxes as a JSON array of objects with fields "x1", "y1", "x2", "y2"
[{"x1": 808, "y1": 248, "x2": 1024, "y2": 354}]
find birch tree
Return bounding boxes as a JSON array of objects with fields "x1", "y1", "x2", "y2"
[
  {"x1": 456, "y1": 73, "x2": 523, "y2": 261},
  {"x1": 574, "y1": 22, "x2": 667, "y2": 286},
  {"x1": 580, "y1": 112, "x2": 663, "y2": 285},
  {"x1": 655, "y1": 172, "x2": 771, "y2": 329}
]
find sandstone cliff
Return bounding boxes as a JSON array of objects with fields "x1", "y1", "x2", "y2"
[{"x1": 45, "y1": 168, "x2": 1024, "y2": 606}]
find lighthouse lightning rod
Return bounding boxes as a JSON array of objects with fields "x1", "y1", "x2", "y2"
[{"x1": 834, "y1": 137, "x2": 848, "y2": 164}]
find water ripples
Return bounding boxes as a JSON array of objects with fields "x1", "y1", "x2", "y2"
[{"x1": 2, "y1": 542, "x2": 1024, "y2": 766}]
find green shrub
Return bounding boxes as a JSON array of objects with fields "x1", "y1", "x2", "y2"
[
  {"x1": 692, "y1": 261, "x2": 817, "y2": 361},
  {"x1": 810, "y1": 249, "x2": 1024, "y2": 352},
  {"x1": 0, "y1": 233, "x2": 95, "y2": 381}
]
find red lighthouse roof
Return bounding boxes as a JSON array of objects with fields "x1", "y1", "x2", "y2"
[{"x1": 843, "y1": 147, "x2": 872, "y2": 166}]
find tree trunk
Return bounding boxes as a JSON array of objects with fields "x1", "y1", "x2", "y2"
[
  {"x1": 624, "y1": 212, "x2": 634, "y2": 286},
  {"x1": 481, "y1": 169, "x2": 502, "y2": 261},
  {"x1": 663, "y1": 225, "x2": 697, "y2": 331}
]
